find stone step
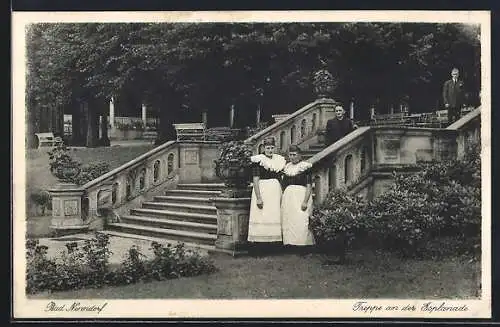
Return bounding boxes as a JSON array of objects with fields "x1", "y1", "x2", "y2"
[
  {"x1": 165, "y1": 189, "x2": 222, "y2": 199},
  {"x1": 119, "y1": 215, "x2": 217, "y2": 234},
  {"x1": 107, "y1": 223, "x2": 217, "y2": 245},
  {"x1": 102, "y1": 230, "x2": 216, "y2": 254},
  {"x1": 130, "y1": 208, "x2": 218, "y2": 224},
  {"x1": 142, "y1": 201, "x2": 217, "y2": 215},
  {"x1": 153, "y1": 195, "x2": 214, "y2": 206},
  {"x1": 176, "y1": 183, "x2": 226, "y2": 191}
]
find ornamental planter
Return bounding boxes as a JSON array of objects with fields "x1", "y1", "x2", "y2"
[
  {"x1": 50, "y1": 161, "x2": 81, "y2": 183},
  {"x1": 313, "y1": 69, "x2": 338, "y2": 99},
  {"x1": 216, "y1": 163, "x2": 251, "y2": 190}
]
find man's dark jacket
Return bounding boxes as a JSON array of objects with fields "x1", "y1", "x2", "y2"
[
  {"x1": 325, "y1": 117, "x2": 355, "y2": 146},
  {"x1": 442, "y1": 78, "x2": 464, "y2": 108}
]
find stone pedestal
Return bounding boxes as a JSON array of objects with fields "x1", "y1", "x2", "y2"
[
  {"x1": 48, "y1": 183, "x2": 88, "y2": 235},
  {"x1": 211, "y1": 196, "x2": 251, "y2": 256}
]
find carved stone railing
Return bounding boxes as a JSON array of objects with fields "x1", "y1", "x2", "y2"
[
  {"x1": 306, "y1": 106, "x2": 481, "y2": 204},
  {"x1": 244, "y1": 98, "x2": 339, "y2": 154},
  {"x1": 306, "y1": 127, "x2": 373, "y2": 204},
  {"x1": 48, "y1": 140, "x2": 221, "y2": 232}
]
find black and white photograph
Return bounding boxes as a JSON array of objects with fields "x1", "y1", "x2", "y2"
[{"x1": 12, "y1": 10, "x2": 491, "y2": 319}]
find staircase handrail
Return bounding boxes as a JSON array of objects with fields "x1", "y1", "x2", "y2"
[
  {"x1": 79, "y1": 140, "x2": 177, "y2": 190},
  {"x1": 244, "y1": 98, "x2": 337, "y2": 145},
  {"x1": 446, "y1": 106, "x2": 481, "y2": 131},
  {"x1": 306, "y1": 126, "x2": 371, "y2": 167}
]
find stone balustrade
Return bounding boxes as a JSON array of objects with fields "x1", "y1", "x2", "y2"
[
  {"x1": 48, "y1": 140, "x2": 221, "y2": 232},
  {"x1": 307, "y1": 107, "x2": 481, "y2": 203},
  {"x1": 244, "y1": 98, "x2": 339, "y2": 154}
]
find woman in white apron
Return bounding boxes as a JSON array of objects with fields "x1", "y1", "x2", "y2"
[
  {"x1": 281, "y1": 145, "x2": 315, "y2": 252},
  {"x1": 248, "y1": 137, "x2": 286, "y2": 251}
]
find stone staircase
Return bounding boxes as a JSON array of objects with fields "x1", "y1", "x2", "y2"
[
  {"x1": 105, "y1": 183, "x2": 225, "y2": 252},
  {"x1": 103, "y1": 143, "x2": 326, "y2": 252}
]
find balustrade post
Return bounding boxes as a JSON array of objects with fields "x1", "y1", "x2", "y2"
[
  {"x1": 211, "y1": 188, "x2": 252, "y2": 257},
  {"x1": 48, "y1": 183, "x2": 88, "y2": 235}
]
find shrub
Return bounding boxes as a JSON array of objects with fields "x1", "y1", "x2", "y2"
[
  {"x1": 29, "y1": 189, "x2": 52, "y2": 215},
  {"x1": 310, "y1": 143, "x2": 481, "y2": 260},
  {"x1": 70, "y1": 162, "x2": 111, "y2": 186},
  {"x1": 310, "y1": 190, "x2": 367, "y2": 246},
  {"x1": 47, "y1": 143, "x2": 81, "y2": 174},
  {"x1": 26, "y1": 233, "x2": 217, "y2": 294},
  {"x1": 214, "y1": 141, "x2": 254, "y2": 188}
]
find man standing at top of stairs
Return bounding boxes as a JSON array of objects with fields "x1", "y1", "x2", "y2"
[{"x1": 324, "y1": 105, "x2": 357, "y2": 146}]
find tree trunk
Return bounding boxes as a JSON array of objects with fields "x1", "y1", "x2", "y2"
[
  {"x1": 85, "y1": 101, "x2": 98, "y2": 147},
  {"x1": 100, "y1": 103, "x2": 110, "y2": 146}
]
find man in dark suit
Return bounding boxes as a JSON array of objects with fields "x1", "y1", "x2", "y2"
[
  {"x1": 325, "y1": 105, "x2": 357, "y2": 146},
  {"x1": 442, "y1": 67, "x2": 465, "y2": 125}
]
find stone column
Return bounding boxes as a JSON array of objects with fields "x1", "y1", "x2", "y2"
[
  {"x1": 142, "y1": 103, "x2": 147, "y2": 127},
  {"x1": 212, "y1": 196, "x2": 251, "y2": 256},
  {"x1": 229, "y1": 105, "x2": 235, "y2": 128},
  {"x1": 202, "y1": 111, "x2": 208, "y2": 126},
  {"x1": 256, "y1": 106, "x2": 261, "y2": 127},
  {"x1": 109, "y1": 97, "x2": 115, "y2": 129},
  {"x1": 48, "y1": 183, "x2": 88, "y2": 236}
]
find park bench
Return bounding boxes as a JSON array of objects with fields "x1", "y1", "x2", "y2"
[
  {"x1": 34, "y1": 132, "x2": 63, "y2": 149},
  {"x1": 172, "y1": 122, "x2": 206, "y2": 141}
]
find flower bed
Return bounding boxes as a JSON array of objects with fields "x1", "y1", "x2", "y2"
[{"x1": 26, "y1": 233, "x2": 217, "y2": 294}]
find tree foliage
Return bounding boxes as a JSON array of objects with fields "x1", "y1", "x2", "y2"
[{"x1": 26, "y1": 22, "x2": 481, "y2": 127}]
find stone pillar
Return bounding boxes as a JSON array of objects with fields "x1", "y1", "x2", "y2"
[
  {"x1": 142, "y1": 103, "x2": 147, "y2": 127},
  {"x1": 109, "y1": 97, "x2": 115, "y2": 129},
  {"x1": 212, "y1": 197, "x2": 251, "y2": 256},
  {"x1": 229, "y1": 105, "x2": 235, "y2": 128},
  {"x1": 256, "y1": 106, "x2": 261, "y2": 127},
  {"x1": 178, "y1": 144, "x2": 202, "y2": 183},
  {"x1": 202, "y1": 111, "x2": 208, "y2": 126},
  {"x1": 318, "y1": 98, "x2": 337, "y2": 130},
  {"x1": 48, "y1": 184, "x2": 88, "y2": 235},
  {"x1": 370, "y1": 106, "x2": 376, "y2": 120},
  {"x1": 433, "y1": 131, "x2": 458, "y2": 162}
]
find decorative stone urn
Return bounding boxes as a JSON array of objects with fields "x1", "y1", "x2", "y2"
[
  {"x1": 50, "y1": 161, "x2": 81, "y2": 183},
  {"x1": 312, "y1": 69, "x2": 338, "y2": 99}
]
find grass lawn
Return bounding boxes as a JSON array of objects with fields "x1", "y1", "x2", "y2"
[
  {"x1": 28, "y1": 249, "x2": 480, "y2": 299},
  {"x1": 26, "y1": 145, "x2": 156, "y2": 192}
]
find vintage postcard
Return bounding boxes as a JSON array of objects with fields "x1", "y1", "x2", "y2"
[{"x1": 12, "y1": 10, "x2": 491, "y2": 319}]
